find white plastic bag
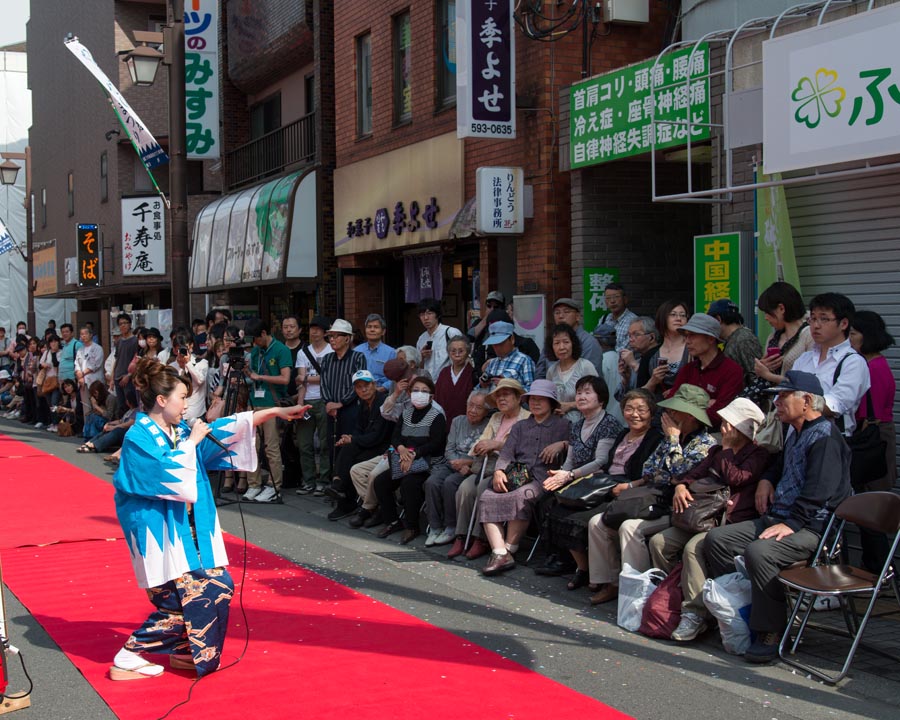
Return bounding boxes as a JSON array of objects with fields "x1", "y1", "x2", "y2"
[
  {"x1": 703, "y1": 571, "x2": 753, "y2": 655},
  {"x1": 617, "y1": 564, "x2": 665, "y2": 632}
]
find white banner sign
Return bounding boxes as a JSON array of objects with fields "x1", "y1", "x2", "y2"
[
  {"x1": 0, "y1": 217, "x2": 15, "y2": 257},
  {"x1": 64, "y1": 38, "x2": 168, "y2": 170},
  {"x1": 457, "y1": 0, "x2": 516, "y2": 139},
  {"x1": 122, "y1": 196, "x2": 166, "y2": 276},
  {"x1": 185, "y1": 0, "x2": 220, "y2": 159},
  {"x1": 763, "y1": 4, "x2": 900, "y2": 173},
  {"x1": 475, "y1": 166, "x2": 524, "y2": 234}
]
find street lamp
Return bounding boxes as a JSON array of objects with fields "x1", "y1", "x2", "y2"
[
  {"x1": 120, "y1": 2, "x2": 190, "y2": 328},
  {"x1": 0, "y1": 148, "x2": 35, "y2": 334}
]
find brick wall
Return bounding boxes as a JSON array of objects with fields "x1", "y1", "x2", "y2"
[{"x1": 333, "y1": 2, "x2": 682, "y2": 331}]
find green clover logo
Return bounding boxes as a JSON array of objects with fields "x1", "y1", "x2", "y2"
[{"x1": 791, "y1": 68, "x2": 846, "y2": 128}]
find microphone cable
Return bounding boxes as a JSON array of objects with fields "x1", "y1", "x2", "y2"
[{"x1": 156, "y1": 448, "x2": 251, "y2": 720}]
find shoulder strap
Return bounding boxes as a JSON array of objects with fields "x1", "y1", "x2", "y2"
[
  {"x1": 302, "y1": 344, "x2": 323, "y2": 375},
  {"x1": 831, "y1": 349, "x2": 862, "y2": 385}
]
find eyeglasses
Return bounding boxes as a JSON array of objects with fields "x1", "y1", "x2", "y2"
[
  {"x1": 668, "y1": 312, "x2": 688, "y2": 319},
  {"x1": 623, "y1": 406, "x2": 651, "y2": 416},
  {"x1": 808, "y1": 315, "x2": 837, "y2": 325},
  {"x1": 628, "y1": 331, "x2": 650, "y2": 338}
]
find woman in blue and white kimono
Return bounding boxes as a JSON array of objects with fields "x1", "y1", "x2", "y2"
[{"x1": 110, "y1": 358, "x2": 308, "y2": 680}]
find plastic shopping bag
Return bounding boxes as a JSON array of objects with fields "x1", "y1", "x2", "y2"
[
  {"x1": 617, "y1": 563, "x2": 666, "y2": 632},
  {"x1": 703, "y1": 569, "x2": 753, "y2": 655}
]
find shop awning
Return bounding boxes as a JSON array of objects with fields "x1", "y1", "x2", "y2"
[
  {"x1": 189, "y1": 168, "x2": 318, "y2": 292},
  {"x1": 447, "y1": 197, "x2": 484, "y2": 239}
]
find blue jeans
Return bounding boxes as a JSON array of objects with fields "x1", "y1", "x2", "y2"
[{"x1": 83, "y1": 412, "x2": 106, "y2": 439}]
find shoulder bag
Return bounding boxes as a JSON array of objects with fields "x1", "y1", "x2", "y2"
[
  {"x1": 833, "y1": 356, "x2": 887, "y2": 490},
  {"x1": 671, "y1": 477, "x2": 730, "y2": 534},
  {"x1": 602, "y1": 485, "x2": 668, "y2": 529},
  {"x1": 501, "y1": 461, "x2": 533, "y2": 491},
  {"x1": 555, "y1": 473, "x2": 623, "y2": 510}
]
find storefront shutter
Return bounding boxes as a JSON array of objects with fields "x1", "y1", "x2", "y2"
[{"x1": 787, "y1": 170, "x2": 900, "y2": 486}]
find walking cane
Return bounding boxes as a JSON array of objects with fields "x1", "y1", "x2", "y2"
[{"x1": 464, "y1": 452, "x2": 492, "y2": 548}]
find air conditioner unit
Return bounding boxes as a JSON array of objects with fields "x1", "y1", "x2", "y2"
[{"x1": 604, "y1": 0, "x2": 649, "y2": 24}]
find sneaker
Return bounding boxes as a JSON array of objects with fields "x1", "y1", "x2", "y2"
[
  {"x1": 33, "y1": 422, "x2": 45, "y2": 429},
  {"x1": 433, "y1": 527, "x2": 456, "y2": 546},
  {"x1": 47, "y1": 424, "x2": 58, "y2": 433},
  {"x1": 254, "y1": 486, "x2": 280, "y2": 503},
  {"x1": 424, "y1": 529, "x2": 441, "y2": 547},
  {"x1": 242, "y1": 487, "x2": 263, "y2": 501},
  {"x1": 744, "y1": 632, "x2": 782, "y2": 664},
  {"x1": 313, "y1": 483, "x2": 327, "y2": 497},
  {"x1": 671, "y1": 612, "x2": 708, "y2": 642},
  {"x1": 295, "y1": 483, "x2": 316, "y2": 495}
]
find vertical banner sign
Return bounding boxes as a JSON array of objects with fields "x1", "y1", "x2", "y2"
[
  {"x1": 64, "y1": 38, "x2": 169, "y2": 172},
  {"x1": 122, "y1": 197, "x2": 166, "y2": 276},
  {"x1": 77, "y1": 223, "x2": 101, "y2": 288},
  {"x1": 570, "y1": 43, "x2": 710, "y2": 168},
  {"x1": 185, "y1": 0, "x2": 220, "y2": 160},
  {"x1": 457, "y1": 0, "x2": 516, "y2": 139},
  {"x1": 0, "y1": 218, "x2": 15, "y2": 257},
  {"x1": 475, "y1": 166, "x2": 524, "y2": 233},
  {"x1": 693, "y1": 233, "x2": 741, "y2": 316},
  {"x1": 582, "y1": 267, "x2": 620, "y2": 334}
]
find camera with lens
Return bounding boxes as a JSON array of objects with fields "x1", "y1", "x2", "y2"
[{"x1": 226, "y1": 341, "x2": 247, "y2": 371}]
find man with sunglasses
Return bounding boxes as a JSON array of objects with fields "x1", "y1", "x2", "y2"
[{"x1": 790, "y1": 292, "x2": 869, "y2": 436}]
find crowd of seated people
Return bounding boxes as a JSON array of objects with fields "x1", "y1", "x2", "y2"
[{"x1": 2, "y1": 283, "x2": 894, "y2": 668}]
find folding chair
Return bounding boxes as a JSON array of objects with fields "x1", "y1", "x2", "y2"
[{"x1": 777, "y1": 491, "x2": 900, "y2": 684}]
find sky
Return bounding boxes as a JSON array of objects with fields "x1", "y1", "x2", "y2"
[{"x1": 0, "y1": 0, "x2": 29, "y2": 47}]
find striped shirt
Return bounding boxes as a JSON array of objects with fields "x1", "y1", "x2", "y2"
[{"x1": 320, "y1": 349, "x2": 367, "y2": 406}]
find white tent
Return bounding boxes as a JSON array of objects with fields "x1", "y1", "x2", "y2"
[{"x1": 1, "y1": 48, "x2": 75, "y2": 334}]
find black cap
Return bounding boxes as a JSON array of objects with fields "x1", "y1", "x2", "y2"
[
  {"x1": 309, "y1": 315, "x2": 331, "y2": 331},
  {"x1": 761, "y1": 370, "x2": 824, "y2": 396}
]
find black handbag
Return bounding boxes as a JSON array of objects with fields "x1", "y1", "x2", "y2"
[
  {"x1": 555, "y1": 473, "x2": 623, "y2": 510},
  {"x1": 502, "y1": 461, "x2": 533, "y2": 491},
  {"x1": 833, "y1": 358, "x2": 888, "y2": 490},
  {"x1": 389, "y1": 452, "x2": 430, "y2": 479},
  {"x1": 671, "y1": 477, "x2": 730, "y2": 533},
  {"x1": 602, "y1": 485, "x2": 668, "y2": 529}
]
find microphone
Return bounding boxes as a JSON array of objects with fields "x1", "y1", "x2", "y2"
[{"x1": 188, "y1": 419, "x2": 230, "y2": 453}]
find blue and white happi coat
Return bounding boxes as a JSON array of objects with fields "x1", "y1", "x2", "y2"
[{"x1": 113, "y1": 411, "x2": 257, "y2": 588}]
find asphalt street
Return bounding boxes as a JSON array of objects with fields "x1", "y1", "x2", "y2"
[{"x1": 2, "y1": 418, "x2": 898, "y2": 720}]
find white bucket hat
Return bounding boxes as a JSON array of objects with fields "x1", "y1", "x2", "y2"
[{"x1": 718, "y1": 397, "x2": 766, "y2": 440}]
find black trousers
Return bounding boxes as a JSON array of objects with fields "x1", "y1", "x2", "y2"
[
  {"x1": 372, "y1": 468, "x2": 429, "y2": 530},
  {"x1": 705, "y1": 517, "x2": 820, "y2": 633}
]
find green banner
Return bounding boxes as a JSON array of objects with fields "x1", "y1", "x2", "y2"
[
  {"x1": 694, "y1": 233, "x2": 741, "y2": 315},
  {"x1": 755, "y1": 166, "x2": 802, "y2": 341},
  {"x1": 570, "y1": 43, "x2": 710, "y2": 168},
  {"x1": 582, "y1": 267, "x2": 620, "y2": 333}
]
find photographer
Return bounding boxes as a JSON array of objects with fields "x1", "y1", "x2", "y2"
[
  {"x1": 242, "y1": 318, "x2": 293, "y2": 503},
  {"x1": 170, "y1": 333, "x2": 208, "y2": 423}
]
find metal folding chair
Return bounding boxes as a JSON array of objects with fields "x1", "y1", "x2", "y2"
[{"x1": 777, "y1": 492, "x2": 900, "y2": 684}]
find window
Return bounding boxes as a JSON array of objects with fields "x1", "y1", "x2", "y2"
[
  {"x1": 250, "y1": 93, "x2": 281, "y2": 140},
  {"x1": 394, "y1": 12, "x2": 412, "y2": 123},
  {"x1": 437, "y1": 0, "x2": 456, "y2": 107},
  {"x1": 357, "y1": 33, "x2": 372, "y2": 136},
  {"x1": 100, "y1": 151, "x2": 108, "y2": 203},
  {"x1": 304, "y1": 74, "x2": 315, "y2": 115},
  {"x1": 67, "y1": 172, "x2": 75, "y2": 217},
  {"x1": 41, "y1": 188, "x2": 47, "y2": 228}
]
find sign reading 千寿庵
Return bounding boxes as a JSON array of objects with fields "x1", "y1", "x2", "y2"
[
  {"x1": 763, "y1": 3, "x2": 900, "y2": 173},
  {"x1": 693, "y1": 232, "x2": 741, "y2": 316},
  {"x1": 184, "y1": 0, "x2": 220, "y2": 160},
  {"x1": 77, "y1": 223, "x2": 101, "y2": 288},
  {"x1": 122, "y1": 196, "x2": 166, "y2": 276},
  {"x1": 569, "y1": 43, "x2": 710, "y2": 169},
  {"x1": 457, "y1": 0, "x2": 516, "y2": 140}
]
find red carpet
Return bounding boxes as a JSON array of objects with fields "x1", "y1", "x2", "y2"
[{"x1": 0, "y1": 433, "x2": 631, "y2": 719}]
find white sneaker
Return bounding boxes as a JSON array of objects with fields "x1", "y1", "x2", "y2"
[
  {"x1": 434, "y1": 527, "x2": 456, "y2": 546},
  {"x1": 254, "y1": 486, "x2": 279, "y2": 503},
  {"x1": 242, "y1": 487, "x2": 263, "y2": 501},
  {"x1": 671, "y1": 612, "x2": 708, "y2": 642},
  {"x1": 48, "y1": 424, "x2": 58, "y2": 433},
  {"x1": 34, "y1": 422, "x2": 45, "y2": 429},
  {"x1": 424, "y1": 529, "x2": 441, "y2": 547}
]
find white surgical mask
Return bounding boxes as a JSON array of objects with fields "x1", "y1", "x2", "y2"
[
  {"x1": 138, "y1": 339, "x2": 147, "y2": 348},
  {"x1": 410, "y1": 391, "x2": 431, "y2": 409}
]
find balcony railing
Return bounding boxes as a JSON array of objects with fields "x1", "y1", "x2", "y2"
[{"x1": 226, "y1": 112, "x2": 317, "y2": 189}]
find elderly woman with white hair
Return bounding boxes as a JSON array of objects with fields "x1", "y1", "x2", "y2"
[
  {"x1": 479, "y1": 379, "x2": 571, "y2": 576},
  {"x1": 649, "y1": 397, "x2": 772, "y2": 642}
]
